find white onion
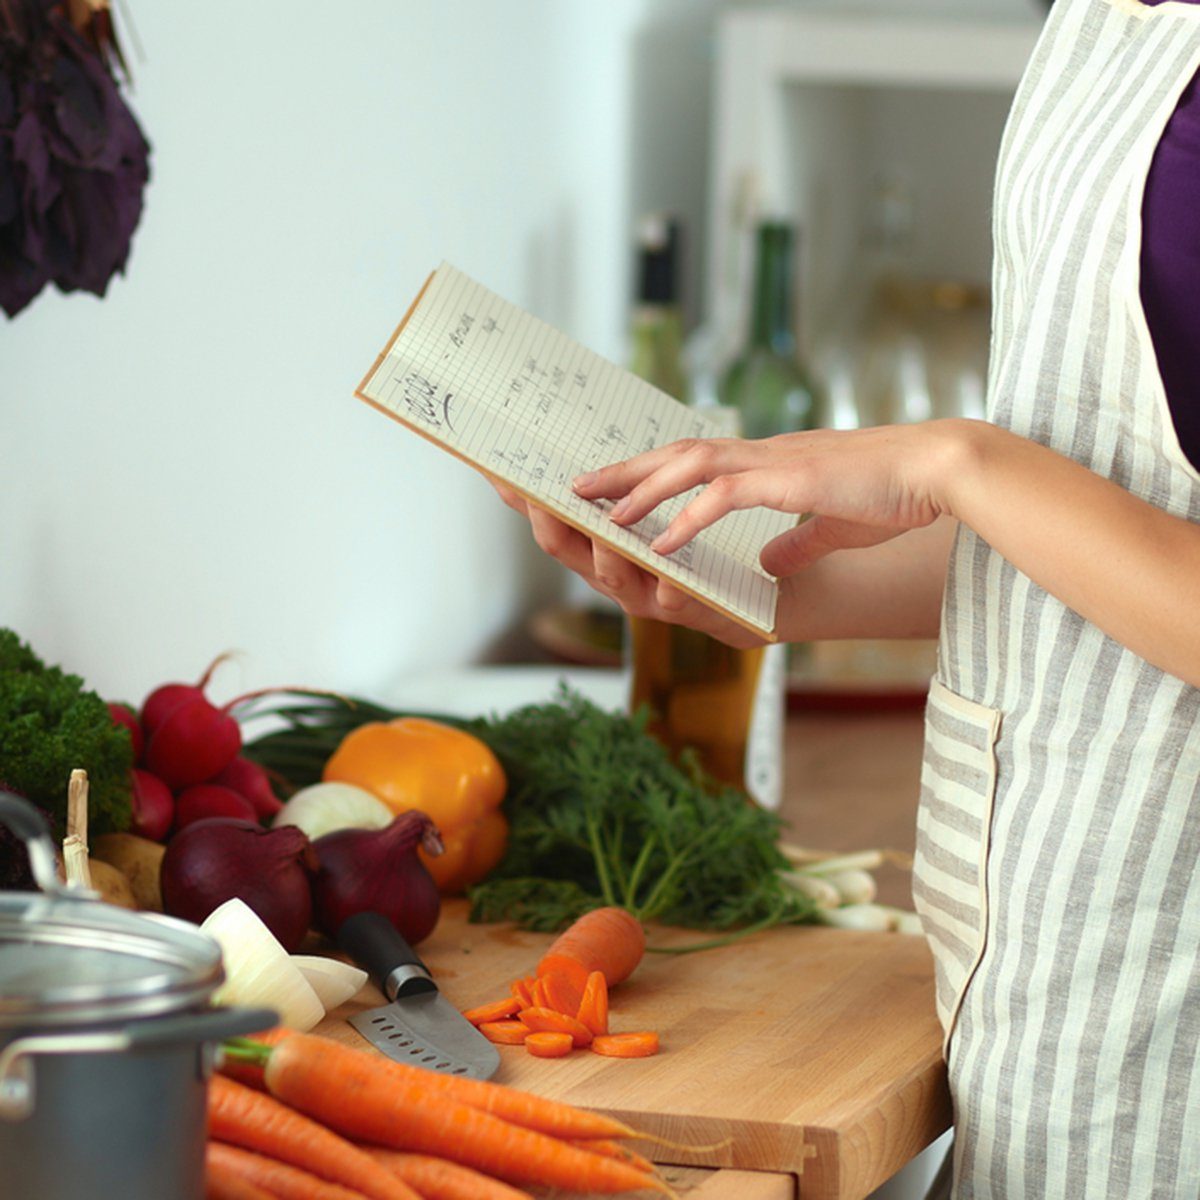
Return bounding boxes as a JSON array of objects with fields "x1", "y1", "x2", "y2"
[
  {"x1": 202, "y1": 897, "x2": 325, "y2": 1030},
  {"x1": 272, "y1": 782, "x2": 393, "y2": 841},
  {"x1": 291, "y1": 955, "x2": 368, "y2": 1012}
]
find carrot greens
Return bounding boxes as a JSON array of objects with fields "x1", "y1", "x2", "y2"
[{"x1": 242, "y1": 688, "x2": 817, "y2": 937}]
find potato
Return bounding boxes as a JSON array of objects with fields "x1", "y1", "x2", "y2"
[
  {"x1": 88, "y1": 859, "x2": 137, "y2": 909},
  {"x1": 91, "y1": 833, "x2": 165, "y2": 912}
]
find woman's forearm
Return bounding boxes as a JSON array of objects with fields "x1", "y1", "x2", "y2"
[
  {"x1": 775, "y1": 517, "x2": 956, "y2": 643},
  {"x1": 939, "y1": 420, "x2": 1200, "y2": 687}
]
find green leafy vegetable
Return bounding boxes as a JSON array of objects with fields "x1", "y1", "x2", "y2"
[
  {"x1": 243, "y1": 687, "x2": 817, "y2": 940},
  {"x1": 0, "y1": 628, "x2": 134, "y2": 837}
]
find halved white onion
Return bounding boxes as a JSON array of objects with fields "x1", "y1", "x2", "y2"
[
  {"x1": 291, "y1": 955, "x2": 368, "y2": 1012},
  {"x1": 201, "y1": 897, "x2": 325, "y2": 1031}
]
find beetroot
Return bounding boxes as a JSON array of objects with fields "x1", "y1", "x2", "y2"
[
  {"x1": 211, "y1": 756, "x2": 283, "y2": 821},
  {"x1": 129, "y1": 768, "x2": 174, "y2": 842},
  {"x1": 144, "y1": 695, "x2": 242, "y2": 789},
  {"x1": 173, "y1": 784, "x2": 256, "y2": 831},
  {"x1": 108, "y1": 702, "x2": 144, "y2": 762}
]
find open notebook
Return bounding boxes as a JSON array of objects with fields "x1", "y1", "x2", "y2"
[{"x1": 355, "y1": 263, "x2": 795, "y2": 640}]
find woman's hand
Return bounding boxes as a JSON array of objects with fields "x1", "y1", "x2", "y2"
[
  {"x1": 490, "y1": 482, "x2": 770, "y2": 647},
  {"x1": 574, "y1": 423, "x2": 960, "y2": 577}
]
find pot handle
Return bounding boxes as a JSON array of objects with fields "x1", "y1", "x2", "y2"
[
  {"x1": 0, "y1": 1007, "x2": 277, "y2": 1122},
  {"x1": 0, "y1": 791, "x2": 72, "y2": 896},
  {"x1": 121, "y1": 1005, "x2": 280, "y2": 1051}
]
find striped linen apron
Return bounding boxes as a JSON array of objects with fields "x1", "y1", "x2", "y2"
[{"x1": 911, "y1": 0, "x2": 1200, "y2": 1195}]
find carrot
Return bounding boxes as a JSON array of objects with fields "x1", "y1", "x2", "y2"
[
  {"x1": 509, "y1": 976, "x2": 536, "y2": 1007},
  {"x1": 518, "y1": 1006, "x2": 593, "y2": 1047},
  {"x1": 224, "y1": 1031, "x2": 639, "y2": 1139},
  {"x1": 261, "y1": 1033, "x2": 674, "y2": 1194},
  {"x1": 462, "y1": 997, "x2": 522, "y2": 1024},
  {"x1": 538, "y1": 970, "x2": 583, "y2": 1016},
  {"x1": 206, "y1": 1141, "x2": 368, "y2": 1200},
  {"x1": 576, "y1": 970, "x2": 609, "y2": 1036},
  {"x1": 363, "y1": 1148, "x2": 533, "y2": 1200},
  {"x1": 536, "y1": 906, "x2": 646, "y2": 992},
  {"x1": 478, "y1": 1019, "x2": 529, "y2": 1045},
  {"x1": 569, "y1": 1139, "x2": 655, "y2": 1173},
  {"x1": 524, "y1": 1031, "x2": 574, "y2": 1058},
  {"x1": 205, "y1": 1150, "x2": 279, "y2": 1200},
  {"x1": 207, "y1": 1075, "x2": 420, "y2": 1200},
  {"x1": 591, "y1": 1032, "x2": 660, "y2": 1058}
]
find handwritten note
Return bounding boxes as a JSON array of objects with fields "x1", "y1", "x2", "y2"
[{"x1": 356, "y1": 264, "x2": 795, "y2": 637}]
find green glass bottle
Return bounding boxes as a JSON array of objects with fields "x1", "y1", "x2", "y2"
[
  {"x1": 720, "y1": 221, "x2": 821, "y2": 438},
  {"x1": 628, "y1": 214, "x2": 689, "y2": 401}
]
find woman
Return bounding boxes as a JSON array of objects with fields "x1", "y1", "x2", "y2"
[{"x1": 497, "y1": 0, "x2": 1200, "y2": 1193}]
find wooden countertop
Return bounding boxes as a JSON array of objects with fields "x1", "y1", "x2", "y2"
[{"x1": 319, "y1": 707, "x2": 945, "y2": 1200}]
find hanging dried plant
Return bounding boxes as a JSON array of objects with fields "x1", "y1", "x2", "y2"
[{"x1": 0, "y1": 0, "x2": 149, "y2": 318}]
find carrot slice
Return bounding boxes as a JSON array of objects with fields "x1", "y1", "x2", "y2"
[
  {"x1": 538, "y1": 971, "x2": 583, "y2": 1017},
  {"x1": 478, "y1": 1020, "x2": 529, "y2": 1045},
  {"x1": 462, "y1": 997, "x2": 522, "y2": 1024},
  {"x1": 536, "y1": 907, "x2": 646, "y2": 992},
  {"x1": 590, "y1": 1032, "x2": 659, "y2": 1058},
  {"x1": 518, "y1": 1006, "x2": 593, "y2": 1048},
  {"x1": 576, "y1": 970, "x2": 609, "y2": 1037},
  {"x1": 509, "y1": 977, "x2": 536, "y2": 1008},
  {"x1": 524, "y1": 1031, "x2": 574, "y2": 1059}
]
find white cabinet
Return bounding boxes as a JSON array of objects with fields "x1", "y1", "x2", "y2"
[{"x1": 707, "y1": 6, "x2": 1044, "y2": 359}]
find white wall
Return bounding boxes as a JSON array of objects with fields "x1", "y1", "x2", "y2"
[
  {"x1": 0, "y1": 0, "x2": 1043, "y2": 706},
  {"x1": 0, "y1": 0, "x2": 722, "y2": 704}
]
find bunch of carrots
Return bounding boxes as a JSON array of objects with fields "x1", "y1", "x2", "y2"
[
  {"x1": 206, "y1": 906, "x2": 679, "y2": 1200},
  {"x1": 465, "y1": 906, "x2": 660, "y2": 1060},
  {"x1": 208, "y1": 1030, "x2": 673, "y2": 1200}
]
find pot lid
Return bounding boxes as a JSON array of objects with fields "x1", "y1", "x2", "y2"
[
  {"x1": 0, "y1": 893, "x2": 225, "y2": 1027},
  {"x1": 0, "y1": 795, "x2": 224, "y2": 1027}
]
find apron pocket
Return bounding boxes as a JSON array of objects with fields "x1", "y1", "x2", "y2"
[{"x1": 913, "y1": 678, "x2": 1002, "y2": 1057}]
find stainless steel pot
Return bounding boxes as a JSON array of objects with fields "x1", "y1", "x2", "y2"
[{"x1": 0, "y1": 792, "x2": 275, "y2": 1200}]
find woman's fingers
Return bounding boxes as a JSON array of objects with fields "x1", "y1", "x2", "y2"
[{"x1": 760, "y1": 515, "x2": 903, "y2": 576}]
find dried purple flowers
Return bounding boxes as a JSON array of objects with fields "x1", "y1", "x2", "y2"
[{"x1": 0, "y1": 0, "x2": 149, "y2": 317}]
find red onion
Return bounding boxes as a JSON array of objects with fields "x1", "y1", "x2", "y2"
[
  {"x1": 161, "y1": 818, "x2": 317, "y2": 951},
  {"x1": 312, "y1": 811, "x2": 444, "y2": 945}
]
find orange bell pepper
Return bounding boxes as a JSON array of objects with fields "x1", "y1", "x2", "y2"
[{"x1": 322, "y1": 717, "x2": 507, "y2": 895}]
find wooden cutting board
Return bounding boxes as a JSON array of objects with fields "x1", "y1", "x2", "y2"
[{"x1": 316, "y1": 901, "x2": 950, "y2": 1200}]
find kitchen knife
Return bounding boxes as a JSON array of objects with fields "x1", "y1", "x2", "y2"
[{"x1": 336, "y1": 911, "x2": 501, "y2": 1080}]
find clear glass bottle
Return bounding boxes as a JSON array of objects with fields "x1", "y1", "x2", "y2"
[
  {"x1": 719, "y1": 221, "x2": 821, "y2": 439},
  {"x1": 625, "y1": 215, "x2": 786, "y2": 809}
]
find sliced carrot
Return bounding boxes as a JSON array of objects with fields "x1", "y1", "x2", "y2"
[
  {"x1": 509, "y1": 976, "x2": 536, "y2": 1007},
  {"x1": 206, "y1": 1141, "x2": 367, "y2": 1199},
  {"x1": 576, "y1": 970, "x2": 609, "y2": 1037},
  {"x1": 262, "y1": 1034, "x2": 674, "y2": 1194},
  {"x1": 524, "y1": 1030, "x2": 574, "y2": 1059},
  {"x1": 536, "y1": 907, "x2": 646, "y2": 992},
  {"x1": 478, "y1": 1019, "x2": 529, "y2": 1045},
  {"x1": 517, "y1": 1006, "x2": 593, "y2": 1048},
  {"x1": 568, "y1": 1139, "x2": 655, "y2": 1173},
  {"x1": 363, "y1": 1147, "x2": 533, "y2": 1200},
  {"x1": 591, "y1": 1032, "x2": 660, "y2": 1058},
  {"x1": 462, "y1": 997, "x2": 522, "y2": 1024},
  {"x1": 207, "y1": 1076, "x2": 419, "y2": 1200},
  {"x1": 538, "y1": 970, "x2": 584, "y2": 1017}
]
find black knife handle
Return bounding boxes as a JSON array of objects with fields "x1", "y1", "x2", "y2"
[{"x1": 336, "y1": 912, "x2": 437, "y2": 1002}]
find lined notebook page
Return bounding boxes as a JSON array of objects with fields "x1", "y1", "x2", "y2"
[{"x1": 357, "y1": 264, "x2": 794, "y2": 637}]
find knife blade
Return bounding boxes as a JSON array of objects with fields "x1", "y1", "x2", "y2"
[{"x1": 336, "y1": 911, "x2": 501, "y2": 1080}]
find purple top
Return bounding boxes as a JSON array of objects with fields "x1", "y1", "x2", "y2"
[{"x1": 1139, "y1": 0, "x2": 1200, "y2": 470}]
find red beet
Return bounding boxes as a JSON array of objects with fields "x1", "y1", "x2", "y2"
[
  {"x1": 144, "y1": 695, "x2": 243, "y2": 789},
  {"x1": 108, "y1": 702, "x2": 144, "y2": 762},
  {"x1": 211, "y1": 756, "x2": 283, "y2": 821},
  {"x1": 173, "y1": 784, "x2": 256, "y2": 831},
  {"x1": 129, "y1": 768, "x2": 174, "y2": 842},
  {"x1": 138, "y1": 653, "x2": 232, "y2": 737}
]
